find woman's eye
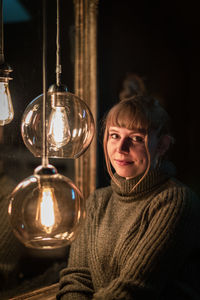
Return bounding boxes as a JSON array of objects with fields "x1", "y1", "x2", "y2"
[
  {"x1": 109, "y1": 133, "x2": 119, "y2": 139},
  {"x1": 132, "y1": 136, "x2": 144, "y2": 143}
]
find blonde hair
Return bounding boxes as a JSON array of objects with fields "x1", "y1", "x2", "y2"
[{"x1": 103, "y1": 95, "x2": 171, "y2": 190}]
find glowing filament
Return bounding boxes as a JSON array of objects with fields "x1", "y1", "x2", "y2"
[
  {"x1": 47, "y1": 107, "x2": 71, "y2": 148},
  {"x1": 36, "y1": 186, "x2": 60, "y2": 234},
  {"x1": 0, "y1": 82, "x2": 14, "y2": 125}
]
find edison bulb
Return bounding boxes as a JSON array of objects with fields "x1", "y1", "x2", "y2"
[
  {"x1": 36, "y1": 185, "x2": 61, "y2": 234},
  {"x1": 47, "y1": 106, "x2": 71, "y2": 149},
  {"x1": 0, "y1": 81, "x2": 14, "y2": 125},
  {"x1": 21, "y1": 84, "x2": 95, "y2": 158},
  {"x1": 8, "y1": 165, "x2": 85, "y2": 249}
]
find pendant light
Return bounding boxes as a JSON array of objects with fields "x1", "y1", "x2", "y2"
[
  {"x1": 8, "y1": 0, "x2": 85, "y2": 249},
  {"x1": 0, "y1": 0, "x2": 14, "y2": 126},
  {"x1": 21, "y1": 0, "x2": 95, "y2": 159}
]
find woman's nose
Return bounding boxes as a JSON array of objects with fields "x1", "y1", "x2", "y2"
[{"x1": 117, "y1": 138, "x2": 130, "y2": 153}]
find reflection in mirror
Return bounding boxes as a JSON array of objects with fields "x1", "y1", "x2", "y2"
[{"x1": 0, "y1": 0, "x2": 75, "y2": 298}]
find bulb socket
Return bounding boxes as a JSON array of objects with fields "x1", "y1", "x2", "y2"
[
  {"x1": 48, "y1": 83, "x2": 68, "y2": 93},
  {"x1": 34, "y1": 164, "x2": 58, "y2": 176},
  {"x1": 48, "y1": 84, "x2": 69, "y2": 107},
  {"x1": 0, "y1": 62, "x2": 13, "y2": 82}
]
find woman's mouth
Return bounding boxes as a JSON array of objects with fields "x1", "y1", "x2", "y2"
[{"x1": 114, "y1": 159, "x2": 133, "y2": 166}]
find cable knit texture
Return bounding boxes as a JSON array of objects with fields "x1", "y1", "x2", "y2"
[{"x1": 57, "y1": 163, "x2": 200, "y2": 300}]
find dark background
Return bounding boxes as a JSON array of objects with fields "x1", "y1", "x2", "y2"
[{"x1": 97, "y1": 0, "x2": 200, "y2": 195}]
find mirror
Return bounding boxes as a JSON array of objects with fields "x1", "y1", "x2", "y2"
[{"x1": 0, "y1": 0, "x2": 75, "y2": 298}]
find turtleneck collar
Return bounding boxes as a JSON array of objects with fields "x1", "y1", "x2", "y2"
[{"x1": 111, "y1": 161, "x2": 175, "y2": 201}]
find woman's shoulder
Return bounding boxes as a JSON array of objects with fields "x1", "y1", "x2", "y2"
[
  {"x1": 166, "y1": 177, "x2": 199, "y2": 199},
  {"x1": 145, "y1": 178, "x2": 200, "y2": 242},
  {"x1": 86, "y1": 185, "x2": 113, "y2": 212},
  {"x1": 161, "y1": 161, "x2": 199, "y2": 200},
  {"x1": 151, "y1": 176, "x2": 200, "y2": 218},
  {"x1": 88, "y1": 185, "x2": 112, "y2": 199}
]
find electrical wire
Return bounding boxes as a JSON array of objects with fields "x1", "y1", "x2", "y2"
[{"x1": 42, "y1": 0, "x2": 48, "y2": 167}]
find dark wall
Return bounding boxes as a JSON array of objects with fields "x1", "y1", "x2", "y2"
[{"x1": 97, "y1": 0, "x2": 200, "y2": 195}]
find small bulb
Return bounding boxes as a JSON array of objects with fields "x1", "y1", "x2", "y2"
[
  {"x1": 36, "y1": 185, "x2": 61, "y2": 234},
  {"x1": 47, "y1": 106, "x2": 71, "y2": 149},
  {"x1": 0, "y1": 81, "x2": 14, "y2": 125}
]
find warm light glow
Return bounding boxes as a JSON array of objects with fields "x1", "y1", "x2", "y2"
[
  {"x1": 0, "y1": 81, "x2": 14, "y2": 125},
  {"x1": 72, "y1": 128, "x2": 78, "y2": 138},
  {"x1": 36, "y1": 186, "x2": 61, "y2": 234},
  {"x1": 47, "y1": 107, "x2": 71, "y2": 148},
  {"x1": 21, "y1": 91, "x2": 95, "y2": 158},
  {"x1": 8, "y1": 165, "x2": 85, "y2": 249},
  {"x1": 40, "y1": 188, "x2": 55, "y2": 228},
  {"x1": 24, "y1": 110, "x2": 34, "y2": 125}
]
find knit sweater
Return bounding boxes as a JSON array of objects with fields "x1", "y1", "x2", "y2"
[{"x1": 57, "y1": 165, "x2": 200, "y2": 300}]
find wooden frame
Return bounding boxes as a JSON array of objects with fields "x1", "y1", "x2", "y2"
[
  {"x1": 10, "y1": 284, "x2": 59, "y2": 300},
  {"x1": 74, "y1": 0, "x2": 99, "y2": 198},
  {"x1": 11, "y1": 0, "x2": 99, "y2": 298}
]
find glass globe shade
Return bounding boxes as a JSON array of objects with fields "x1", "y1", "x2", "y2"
[
  {"x1": 8, "y1": 164, "x2": 85, "y2": 249},
  {"x1": 21, "y1": 84, "x2": 95, "y2": 159}
]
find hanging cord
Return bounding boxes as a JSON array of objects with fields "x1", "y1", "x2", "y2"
[
  {"x1": 56, "y1": 0, "x2": 61, "y2": 86},
  {"x1": 0, "y1": 0, "x2": 4, "y2": 63},
  {"x1": 42, "y1": 0, "x2": 48, "y2": 167}
]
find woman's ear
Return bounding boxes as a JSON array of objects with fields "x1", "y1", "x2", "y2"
[{"x1": 157, "y1": 135, "x2": 172, "y2": 156}]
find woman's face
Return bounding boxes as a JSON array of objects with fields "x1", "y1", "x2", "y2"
[{"x1": 107, "y1": 126, "x2": 158, "y2": 179}]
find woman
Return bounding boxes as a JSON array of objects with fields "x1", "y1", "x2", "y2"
[{"x1": 57, "y1": 96, "x2": 200, "y2": 300}]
